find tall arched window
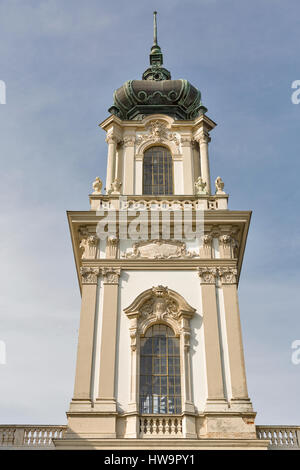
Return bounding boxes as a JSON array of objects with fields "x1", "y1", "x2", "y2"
[
  {"x1": 139, "y1": 324, "x2": 181, "y2": 414},
  {"x1": 143, "y1": 146, "x2": 173, "y2": 195}
]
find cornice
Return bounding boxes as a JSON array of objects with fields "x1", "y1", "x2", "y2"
[
  {"x1": 99, "y1": 113, "x2": 217, "y2": 133},
  {"x1": 67, "y1": 210, "x2": 251, "y2": 228},
  {"x1": 67, "y1": 209, "x2": 251, "y2": 293},
  {"x1": 80, "y1": 259, "x2": 237, "y2": 270}
]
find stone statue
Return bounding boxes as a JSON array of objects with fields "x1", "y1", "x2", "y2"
[
  {"x1": 215, "y1": 176, "x2": 225, "y2": 194},
  {"x1": 194, "y1": 176, "x2": 208, "y2": 195},
  {"x1": 108, "y1": 178, "x2": 122, "y2": 194},
  {"x1": 92, "y1": 177, "x2": 102, "y2": 194}
]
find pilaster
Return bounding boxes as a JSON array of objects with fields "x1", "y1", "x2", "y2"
[
  {"x1": 105, "y1": 134, "x2": 119, "y2": 193},
  {"x1": 195, "y1": 130, "x2": 211, "y2": 195},
  {"x1": 123, "y1": 135, "x2": 135, "y2": 194},
  {"x1": 95, "y1": 267, "x2": 121, "y2": 414},
  {"x1": 70, "y1": 267, "x2": 100, "y2": 410},
  {"x1": 181, "y1": 136, "x2": 194, "y2": 194},
  {"x1": 198, "y1": 267, "x2": 227, "y2": 411},
  {"x1": 219, "y1": 267, "x2": 253, "y2": 411}
]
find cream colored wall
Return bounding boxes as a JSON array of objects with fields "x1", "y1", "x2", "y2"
[
  {"x1": 173, "y1": 160, "x2": 184, "y2": 195},
  {"x1": 99, "y1": 239, "x2": 106, "y2": 259},
  {"x1": 212, "y1": 238, "x2": 220, "y2": 258},
  {"x1": 135, "y1": 158, "x2": 143, "y2": 195},
  {"x1": 115, "y1": 269, "x2": 207, "y2": 413}
]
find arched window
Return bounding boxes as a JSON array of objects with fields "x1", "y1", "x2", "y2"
[
  {"x1": 139, "y1": 324, "x2": 181, "y2": 414},
  {"x1": 143, "y1": 146, "x2": 173, "y2": 195}
]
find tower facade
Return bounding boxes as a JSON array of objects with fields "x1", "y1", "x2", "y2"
[{"x1": 56, "y1": 14, "x2": 268, "y2": 450}]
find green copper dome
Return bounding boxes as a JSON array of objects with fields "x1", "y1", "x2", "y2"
[{"x1": 108, "y1": 12, "x2": 207, "y2": 121}]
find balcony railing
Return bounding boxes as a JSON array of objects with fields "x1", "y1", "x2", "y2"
[
  {"x1": 256, "y1": 426, "x2": 300, "y2": 449},
  {"x1": 139, "y1": 416, "x2": 183, "y2": 438},
  {"x1": 0, "y1": 424, "x2": 299, "y2": 448},
  {"x1": 0, "y1": 425, "x2": 67, "y2": 448},
  {"x1": 89, "y1": 193, "x2": 228, "y2": 211}
]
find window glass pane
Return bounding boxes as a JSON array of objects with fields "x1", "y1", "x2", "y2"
[
  {"x1": 168, "y1": 338, "x2": 174, "y2": 355},
  {"x1": 153, "y1": 357, "x2": 160, "y2": 374},
  {"x1": 168, "y1": 397, "x2": 175, "y2": 414},
  {"x1": 145, "y1": 356, "x2": 152, "y2": 373},
  {"x1": 141, "y1": 338, "x2": 152, "y2": 355},
  {"x1": 168, "y1": 357, "x2": 174, "y2": 376},
  {"x1": 161, "y1": 356, "x2": 167, "y2": 374},
  {"x1": 174, "y1": 357, "x2": 180, "y2": 375},
  {"x1": 159, "y1": 337, "x2": 166, "y2": 355},
  {"x1": 143, "y1": 146, "x2": 173, "y2": 195},
  {"x1": 153, "y1": 337, "x2": 160, "y2": 354},
  {"x1": 140, "y1": 325, "x2": 181, "y2": 414}
]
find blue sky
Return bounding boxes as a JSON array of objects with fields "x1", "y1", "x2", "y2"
[{"x1": 0, "y1": 0, "x2": 299, "y2": 425}]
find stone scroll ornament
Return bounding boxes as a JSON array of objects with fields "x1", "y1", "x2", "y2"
[
  {"x1": 102, "y1": 267, "x2": 121, "y2": 284},
  {"x1": 218, "y1": 267, "x2": 238, "y2": 284},
  {"x1": 136, "y1": 120, "x2": 180, "y2": 149},
  {"x1": 124, "y1": 239, "x2": 198, "y2": 259},
  {"x1": 124, "y1": 285, "x2": 196, "y2": 351},
  {"x1": 80, "y1": 267, "x2": 101, "y2": 284},
  {"x1": 79, "y1": 234, "x2": 98, "y2": 260}
]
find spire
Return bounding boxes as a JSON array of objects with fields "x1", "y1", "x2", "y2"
[
  {"x1": 142, "y1": 11, "x2": 171, "y2": 81},
  {"x1": 150, "y1": 11, "x2": 163, "y2": 67},
  {"x1": 153, "y1": 11, "x2": 158, "y2": 47}
]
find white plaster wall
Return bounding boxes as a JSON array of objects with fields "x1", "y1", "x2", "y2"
[
  {"x1": 115, "y1": 269, "x2": 207, "y2": 413},
  {"x1": 98, "y1": 239, "x2": 106, "y2": 259},
  {"x1": 212, "y1": 237, "x2": 220, "y2": 258},
  {"x1": 216, "y1": 285, "x2": 232, "y2": 401},
  {"x1": 185, "y1": 238, "x2": 201, "y2": 253},
  {"x1": 119, "y1": 239, "x2": 134, "y2": 258},
  {"x1": 92, "y1": 279, "x2": 104, "y2": 401}
]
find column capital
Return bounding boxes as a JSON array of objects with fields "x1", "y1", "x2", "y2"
[
  {"x1": 106, "y1": 235, "x2": 119, "y2": 259},
  {"x1": 123, "y1": 136, "x2": 136, "y2": 147},
  {"x1": 102, "y1": 267, "x2": 121, "y2": 285},
  {"x1": 195, "y1": 130, "x2": 211, "y2": 144},
  {"x1": 79, "y1": 234, "x2": 99, "y2": 260},
  {"x1": 181, "y1": 136, "x2": 193, "y2": 148},
  {"x1": 198, "y1": 267, "x2": 217, "y2": 284},
  {"x1": 218, "y1": 267, "x2": 238, "y2": 285},
  {"x1": 80, "y1": 266, "x2": 101, "y2": 284},
  {"x1": 199, "y1": 234, "x2": 213, "y2": 258},
  {"x1": 105, "y1": 134, "x2": 119, "y2": 145}
]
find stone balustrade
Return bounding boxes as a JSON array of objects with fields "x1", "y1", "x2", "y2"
[
  {"x1": 0, "y1": 424, "x2": 299, "y2": 448},
  {"x1": 139, "y1": 416, "x2": 183, "y2": 438},
  {"x1": 89, "y1": 194, "x2": 228, "y2": 211},
  {"x1": 256, "y1": 426, "x2": 300, "y2": 449},
  {"x1": 0, "y1": 425, "x2": 67, "y2": 448}
]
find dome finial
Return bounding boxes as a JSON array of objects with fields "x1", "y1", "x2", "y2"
[
  {"x1": 142, "y1": 11, "x2": 171, "y2": 80},
  {"x1": 153, "y1": 11, "x2": 158, "y2": 46},
  {"x1": 149, "y1": 11, "x2": 163, "y2": 67}
]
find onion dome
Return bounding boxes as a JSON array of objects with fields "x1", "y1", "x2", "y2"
[{"x1": 108, "y1": 12, "x2": 207, "y2": 121}]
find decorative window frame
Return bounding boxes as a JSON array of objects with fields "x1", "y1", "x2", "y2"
[
  {"x1": 136, "y1": 140, "x2": 179, "y2": 161},
  {"x1": 124, "y1": 285, "x2": 196, "y2": 416},
  {"x1": 135, "y1": 119, "x2": 181, "y2": 160}
]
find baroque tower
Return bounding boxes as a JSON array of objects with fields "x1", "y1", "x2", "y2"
[{"x1": 55, "y1": 13, "x2": 268, "y2": 450}]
